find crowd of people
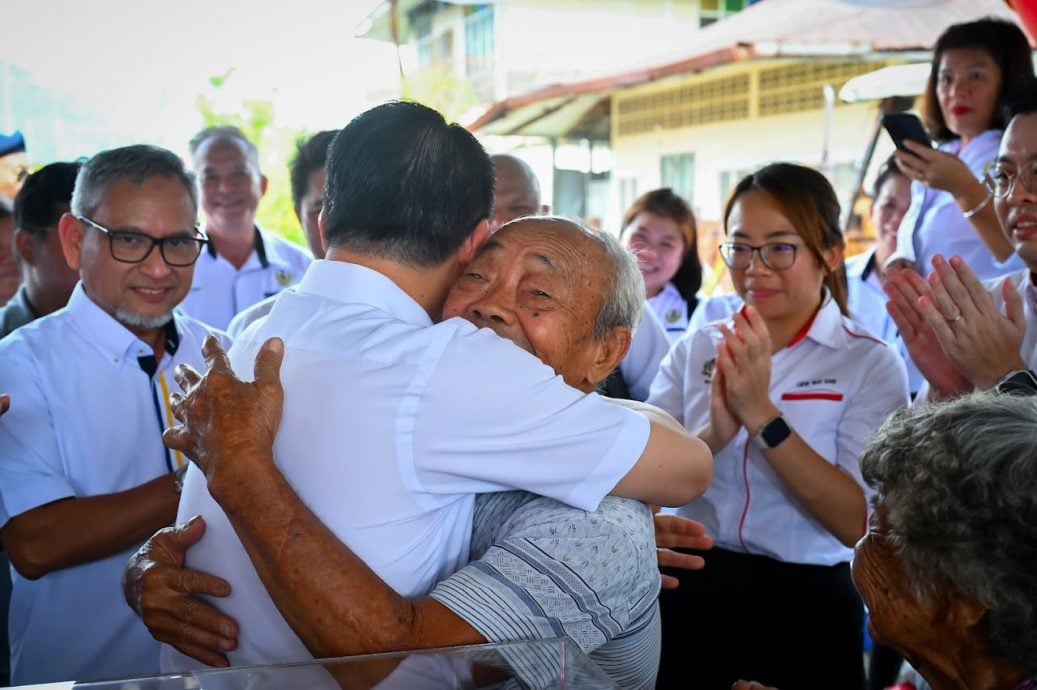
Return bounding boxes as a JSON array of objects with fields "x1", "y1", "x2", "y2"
[{"x1": 0, "y1": 14, "x2": 1035, "y2": 690}]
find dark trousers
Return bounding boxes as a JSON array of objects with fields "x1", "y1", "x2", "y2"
[{"x1": 657, "y1": 547, "x2": 865, "y2": 690}]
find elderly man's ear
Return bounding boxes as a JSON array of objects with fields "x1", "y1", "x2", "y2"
[{"x1": 584, "y1": 327, "x2": 632, "y2": 390}]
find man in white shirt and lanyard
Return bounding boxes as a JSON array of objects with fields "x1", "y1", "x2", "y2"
[
  {"x1": 886, "y1": 85, "x2": 1037, "y2": 400},
  {"x1": 153, "y1": 102, "x2": 711, "y2": 673},
  {"x1": 178, "y1": 126, "x2": 311, "y2": 330},
  {"x1": 0, "y1": 145, "x2": 225, "y2": 684}
]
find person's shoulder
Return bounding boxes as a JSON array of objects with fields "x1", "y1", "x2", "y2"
[
  {"x1": 175, "y1": 312, "x2": 232, "y2": 350},
  {"x1": 261, "y1": 230, "x2": 313, "y2": 267},
  {"x1": 0, "y1": 308, "x2": 69, "y2": 358},
  {"x1": 499, "y1": 493, "x2": 653, "y2": 540}
]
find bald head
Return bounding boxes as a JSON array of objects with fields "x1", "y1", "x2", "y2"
[{"x1": 489, "y1": 154, "x2": 544, "y2": 232}]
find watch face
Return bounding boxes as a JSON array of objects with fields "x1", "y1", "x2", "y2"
[{"x1": 757, "y1": 415, "x2": 792, "y2": 449}]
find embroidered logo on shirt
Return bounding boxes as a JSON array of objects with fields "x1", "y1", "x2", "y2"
[
  {"x1": 701, "y1": 357, "x2": 716, "y2": 383},
  {"x1": 275, "y1": 269, "x2": 294, "y2": 287},
  {"x1": 665, "y1": 308, "x2": 683, "y2": 324}
]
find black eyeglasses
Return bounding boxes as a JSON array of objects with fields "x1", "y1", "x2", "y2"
[
  {"x1": 76, "y1": 215, "x2": 208, "y2": 267},
  {"x1": 718, "y1": 242, "x2": 803, "y2": 270},
  {"x1": 985, "y1": 165, "x2": 1037, "y2": 199}
]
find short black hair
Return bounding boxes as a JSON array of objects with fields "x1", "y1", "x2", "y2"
[
  {"x1": 871, "y1": 155, "x2": 906, "y2": 200},
  {"x1": 1003, "y1": 77, "x2": 1037, "y2": 122},
  {"x1": 14, "y1": 161, "x2": 82, "y2": 235},
  {"x1": 922, "y1": 17, "x2": 1035, "y2": 142},
  {"x1": 289, "y1": 130, "x2": 337, "y2": 215},
  {"x1": 323, "y1": 101, "x2": 494, "y2": 267}
]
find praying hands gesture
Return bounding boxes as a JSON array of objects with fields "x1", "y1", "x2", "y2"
[
  {"x1": 886, "y1": 256, "x2": 1026, "y2": 397},
  {"x1": 716, "y1": 307, "x2": 778, "y2": 435}
]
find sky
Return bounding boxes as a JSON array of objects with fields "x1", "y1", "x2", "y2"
[{"x1": 1, "y1": 0, "x2": 402, "y2": 156}]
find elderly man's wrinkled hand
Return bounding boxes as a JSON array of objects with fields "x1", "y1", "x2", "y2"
[
  {"x1": 164, "y1": 336, "x2": 285, "y2": 486},
  {"x1": 652, "y1": 510, "x2": 713, "y2": 589},
  {"x1": 124, "y1": 517, "x2": 238, "y2": 668},
  {"x1": 920, "y1": 256, "x2": 1027, "y2": 390}
]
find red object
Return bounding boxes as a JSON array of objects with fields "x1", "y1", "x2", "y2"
[
  {"x1": 886, "y1": 684, "x2": 917, "y2": 690},
  {"x1": 781, "y1": 392, "x2": 845, "y2": 401},
  {"x1": 1008, "y1": 0, "x2": 1037, "y2": 43}
]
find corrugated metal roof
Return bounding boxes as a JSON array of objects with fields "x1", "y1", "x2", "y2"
[{"x1": 468, "y1": 0, "x2": 1028, "y2": 137}]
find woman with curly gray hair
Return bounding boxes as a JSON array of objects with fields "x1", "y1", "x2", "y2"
[{"x1": 852, "y1": 392, "x2": 1037, "y2": 690}]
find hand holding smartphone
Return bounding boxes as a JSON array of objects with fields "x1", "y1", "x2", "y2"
[{"x1": 882, "y1": 113, "x2": 932, "y2": 151}]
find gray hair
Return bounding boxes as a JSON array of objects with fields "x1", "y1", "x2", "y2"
[
  {"x1": 861, "y1": 391, "x2": 1037, "y2": 671},
  {"x1": 71, "y1": 145, "x2": 197, "y2": 218},
  {"x1": 188, "y1": 125, "x2": 262, "y2": 175}
]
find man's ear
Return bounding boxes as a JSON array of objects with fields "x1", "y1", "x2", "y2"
[
  {"x1": 584, "y1": 327, "x2": 632, "y2": 390},
  {"x1": 458, "y1": 219, "x2": 490, "y2": 268},
  {"x1": 259, "y1": 174, "x2": 269, "y2": 198},
  {"x1": 318, "y1": 207, "x2": 329, "y2": 255},
  {"x1": 57, "y1": 213, "x2": 84, "y2": 271},
  {"x1": 14, "y1": 229, "x2": 35, "y2": 266}
]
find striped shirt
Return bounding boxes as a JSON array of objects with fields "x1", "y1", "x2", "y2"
[{"x1": 430, "y1": 491, "x2": 661, "y2": 689}]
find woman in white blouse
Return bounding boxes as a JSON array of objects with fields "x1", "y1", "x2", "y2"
[{"x1": 650, "y1": 163, "x2": 909, "y2": 690}]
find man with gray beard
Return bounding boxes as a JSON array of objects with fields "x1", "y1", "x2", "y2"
[{"x1": 0, "y1": 145, "x2": 227, "y2": 685}]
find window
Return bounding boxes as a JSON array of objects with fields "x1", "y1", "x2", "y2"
[
  {"x1": 619, "y1": 178, "x2": 639, "y2": 216},
  {"x1": 700, "y1": 0, "x2": 753, "y2": 27},
  {"x1": 661, "y1": 153, "x2": 695, "y2": 204},
  {"x1": 464, "y1": 5, "x2": 495, "y2": 59}
]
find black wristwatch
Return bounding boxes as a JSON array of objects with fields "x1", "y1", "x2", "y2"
[
  {"x1": 752, "y1": 414, "x2": 792, "y2": 450},
  {"x1": 996, "y1": 369, "x2": 1037, "y2": 397}
]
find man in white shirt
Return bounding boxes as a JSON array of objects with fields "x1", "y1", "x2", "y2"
[
  {"x1": 0, "y1": 145, "x2": 223, "y2": 684},
  {"x1": 152, "y1": 101, "x2": 711, "y2": 672},
  {"x1": 886, "y1": 86, "x2": 1037, "y2": 398},
  {"x1": 178, "y1": 126, "x2": 311, "y2": 330}
]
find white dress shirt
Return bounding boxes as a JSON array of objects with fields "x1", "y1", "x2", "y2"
[
  {"x1": 166, "y1": 259, "x2": 651, "y2": 671},
  {"x1": 845, "y1": 251, "x2": 923, "y2": 395},
  {"x1": 890, "y1": 130, "x2": 1024, "y2": 280},
  {"x1": 0, "y1": 284, "x2": 224, "y2": 685},
  {"x1": 648, "y1": 295, "x2": 909, "y2": 565},
  {"x1": 179, "y1": 226, "x2": 312, "y2": 330}
]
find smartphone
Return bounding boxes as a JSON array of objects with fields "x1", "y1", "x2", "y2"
[{"x1": 882, "y1": 113, "x2": 931, "y2": 151}]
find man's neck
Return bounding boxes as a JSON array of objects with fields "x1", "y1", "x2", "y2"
[
  {"x1": 207, "y1": 221, "x2": 257, "y2": 270},
  {"x1": 324, "y1": 247, "x2": 457, "y2": 322},
  {"x1": 127, "y1": 324, "x2": 168, "y2": 362},
  {"x1": 24, "y1": 279, "x2": 67, "y2": 318}
]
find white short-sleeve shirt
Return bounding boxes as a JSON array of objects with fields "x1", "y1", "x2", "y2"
[
  {"x1": 648, "y1": 295, "x2": 909, "y2": 565},
  {"x1": 0, "y1": 284, "x2": 223, "y2": 685},
  {"x1": 166, "y1": 259, "x2": 651, "y2": 670},
  {"x1": 648, "y1": 282, "x2": 691, "y2": 344},
  {"x1": 179, "y1": 226, "x2": 312, "y2": 330}
]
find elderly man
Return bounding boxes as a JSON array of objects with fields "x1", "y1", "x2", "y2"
[
  {"x1": 0, "y1": 162, "x2": 82, "y2": 338},
  {"x1": 886, "y1": 84, "x2": 1037, "y2": 398},
  {"x1": 226, "y1": 130, "x2": 338, "y2": 337},
  {"x1": 178, "y1": 126, "x2": 312, "y2": 330},
  {"x1": 0, "y1": 145, "x2": 224, "y2": 684},
  {"x1": 130, "y1": 218, "x2": 712, "y2": 688},
  {"x1": 489, "y1": 152, "x2": 671, "y2": 402},
  {"x1": 135, "y1": 101, "x2": 710, "y2": 677}
]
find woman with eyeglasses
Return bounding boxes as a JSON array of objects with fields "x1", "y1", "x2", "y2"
[
  {"x1": 649, "y1": 163, "x2": 910, "y2": 690},
  {"x1": 888, "y1": 17, "x2": 1033, "y2": 280}
]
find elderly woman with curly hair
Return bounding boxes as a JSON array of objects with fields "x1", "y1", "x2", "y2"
[{"x1": 736, "y1": 392, "x2": 1037, "y2": 690}]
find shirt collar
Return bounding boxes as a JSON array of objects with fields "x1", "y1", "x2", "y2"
[
  {"x1": 295, "y1": 260, "x2": 434, "y2": 328},
  {"x1": 790, "y1": 290, "x2": 846, "y2": 351},
  {"x1": 204, "y1": 225, "x2": 269, "y2": 268},
  {"x1": 65, "y1": 283, "x2": 182, "y2": 367}
]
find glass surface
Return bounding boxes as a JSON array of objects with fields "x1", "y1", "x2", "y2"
[{"x1": 18, "y1": 639, "x2": 618, "y2": 690}]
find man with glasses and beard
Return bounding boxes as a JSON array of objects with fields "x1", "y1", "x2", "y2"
[{"x1": 0, "y1": 145, "x2": 226, "y2": 685}]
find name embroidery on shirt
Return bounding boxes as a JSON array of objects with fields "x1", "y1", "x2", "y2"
[
  {"x1": 701, "y1": 357, "x2": 716, "y2": 383},
  {"x1": 783, "y1": 378, "x2": 843, "y2": 402}
]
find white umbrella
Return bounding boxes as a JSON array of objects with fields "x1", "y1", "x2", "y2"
[{"x1": 838, "y1": 63, "x2": 931, "y2": 103}]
